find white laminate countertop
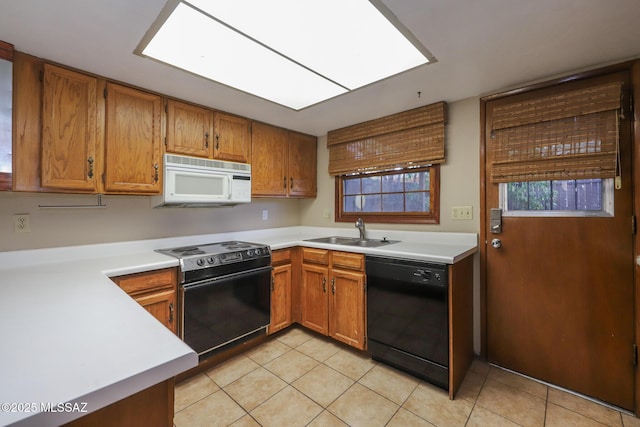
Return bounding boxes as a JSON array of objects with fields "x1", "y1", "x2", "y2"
[{"x1": 0, "y1": 226, "x2": 477, "y2": 426}]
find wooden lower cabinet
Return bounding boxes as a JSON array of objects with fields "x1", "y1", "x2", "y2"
[
  {"x1": 300, "y1": 248, "x2": 366, "y2": 350},
  {"x1": 270, "y1": 249, "x2": 293, "y2": 334},
  {"x1": 63, "y1": 378, "x2": 174, "y2": 427},
  {"x1": 111, "y1": 268, "x2": 178, "y2": 335}
]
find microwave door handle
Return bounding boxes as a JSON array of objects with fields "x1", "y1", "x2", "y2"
[{"x1": 227, "y1": 176, "x2": 232, "y2": 199}]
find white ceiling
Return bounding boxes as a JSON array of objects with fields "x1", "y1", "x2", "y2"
[{"x1": 1, "y1": 0, "x2": 640, "y2": 136}]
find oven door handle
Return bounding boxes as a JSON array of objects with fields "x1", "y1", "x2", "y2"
[{"x1": 182, "y1": 265, "x2": 273, "y2": 291}]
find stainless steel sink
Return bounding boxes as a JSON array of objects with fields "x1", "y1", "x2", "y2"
[{"x1": 304, "y1": 236, "x2": 400, "y2": 248}]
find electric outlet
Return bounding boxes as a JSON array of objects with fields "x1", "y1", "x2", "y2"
[
  {"x1": 451, "y1": 206, "x2": 473, "y2": 220},
  {"x1": 14, "y1": 214, "x2": 31, "y2": 233},
  {"x1": 262, "y1": 209, "x2": 269, "y2": 221},
  {"x1": 323, "y1": 208, "x2": 330, "y2": 219}
]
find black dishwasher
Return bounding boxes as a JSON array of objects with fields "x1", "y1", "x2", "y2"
[{"x1": 366, "y1": 255, "x2": 449, "y2": 389}]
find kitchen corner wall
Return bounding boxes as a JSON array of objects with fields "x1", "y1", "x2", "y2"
[
  {"x1": 0, "y1": 192, "x2": 300, "y2": 252},
  {"x1": 300, "y1": 96, "x2": 481, "y2": 235},
  {"x1": 300, "y1": 96, "x2": 482, "y2": 354}
]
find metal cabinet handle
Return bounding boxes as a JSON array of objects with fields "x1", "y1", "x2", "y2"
[
  {"x1": 205, "y1": 132, "x2": 209, "y2": 148},
  {"x1": 169, "y1": 302, "x2": 174, "y2": 323},
  {"x1": 322, "y1": 277, "x2": 327, "y2": 292},
  {"x1": 87, "y1": 156, "x2": 94, "y2": 179},
  {"x1": 271, "y1": 276, "x2": 275, "y2": 292},
  {"x1": 153, "y1": 164, "x2": 159, "y2": 182},
  {"x1": 215, "y1": 134, "x2": 220, "y2": 150},
  {"x1": 290, "y1": 177, "x2": 293, "y2": 189},
  {"x1": 331, "y1": 278, "x2": 335, "y2": 294},
  {"x1": 283, "y1": 176, "x2": 287, "y2": 189}
]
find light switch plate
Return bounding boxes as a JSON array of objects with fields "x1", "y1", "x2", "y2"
[{"x1": 451, "y1": 206, "x2": 473, "y2": 220}]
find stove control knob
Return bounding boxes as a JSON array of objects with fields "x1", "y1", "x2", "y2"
[
  {"x1": 246, "y1": 249, "x2": 254, "y2": 257},
  {"x1": 255, "y1": 248, "x2": 262, "y2": 256},
  {"x1": 207, "y1": 256, "x2": 216, "y2": 265},
  {"x1": 196, "y1": 258, "x2": 205, "y2": 267}
]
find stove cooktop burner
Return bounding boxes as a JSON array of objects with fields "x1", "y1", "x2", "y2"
[{"x1": 155, "y1": 240, "x2": 271, "y2": 273}]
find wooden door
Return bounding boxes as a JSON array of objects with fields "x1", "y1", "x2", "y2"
[
  {"x1": 483, "y1": 73, "x2": 634, "y2": 409},
  {"x1": 300, "y1": 263, "x2": 329, "y2": 335},
  {"x1": 251, "y1": 122, "x2": 288, "y2": 197},
  {"x1": 270, "y1": 263, "x2": 292, "y2": 334},
  {"x1": 104, "y1": 83, "x2": 162, "y2": 194},
  {"x1": 288, "y1": 131, "x2": 317, "y2": 197},
  {"x1": 329, "y1": 269, "x2": 365, "y2": 350},
  {"x1": 166, "y1": 99, "x2": 212, "y2": 158},
  {"x1": 41, "y1": 64, "x2": 99, "y2": 191},
  {"x1": 213, "y1": 112, "x2": 251, "y2": 163},
  {"x1": 133, "y1": 289, "x2": 177, "y2": 334}
]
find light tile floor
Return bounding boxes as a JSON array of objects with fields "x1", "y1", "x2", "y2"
[{"x1": 175, "y1": 327, "x2": 639, "y2": 427}]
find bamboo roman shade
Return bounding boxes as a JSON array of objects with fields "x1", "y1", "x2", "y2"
[
  {"x1": 327, "y1": 101, "x2": 446, "y2": 176},
  {"x1": 490, "y1": 81, "x2": 623, "y2": 183}
]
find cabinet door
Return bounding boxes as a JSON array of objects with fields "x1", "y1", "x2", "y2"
[
  {"x1": 41, "y1": 64, "x2": 99, "y2": 191},
  {"x1": 270, "y1": 263, "x2": 292, "y2": 334},
  {"x1": 251, "y1": 122, "x2": 288, "y2": 197},
  {"x1": 166, "y1": 99, "x2": 213, "y2": 158},
  {"x1": 300, "y1": 263, "x2": 329, "y2": 335},
  {"x1": 288, "y1": 131, "x2": 317, "y2": 198},
  {"x1": 133, "y1": 288, "x2": 177, "y2": 334},
  {"x1": 329, "y1": 269, "x2": 366, "y2": 350},
  {"x1": 104, "y1": 83, "x2": 162, "y2": 194},
  {"x1": 213, "y1": 112, "x2": 251, "y2": 163}
]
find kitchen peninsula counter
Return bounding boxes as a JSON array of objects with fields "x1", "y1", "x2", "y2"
[{"x1": 0, "y1": 226, "x2": 476, "y2": 426}]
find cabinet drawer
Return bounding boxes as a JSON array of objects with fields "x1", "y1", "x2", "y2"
[
  {"x1": 331, "y1": 251, "x2": 364, "y2": 271},
  {"x1": 302, "y1": 247, "x2": 330, "y2": 265},
  {"x1": 271, "y1": 248, "x2": 292, "y2": 265},
  {"x1": 113, "y1": 268, "x2": 176, "y2": 295}
]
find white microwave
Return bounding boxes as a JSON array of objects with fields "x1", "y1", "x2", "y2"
[{"x1": 152, "y1": 154, "x2": 251, "y2": 208}]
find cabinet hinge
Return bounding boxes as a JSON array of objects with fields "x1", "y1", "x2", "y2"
[
  {"x1": 164, "y1": 136, "x2": 167, "y2": 147},
  {"x1": 103, "y1": 86, "x2": 108, "y2": 99},
  {"x1": 634, "y1": 344, "x2": 638, "y2": 367},
  {"x1": 165, "y1": 102, "x2": 168, "y2": 114},
  {"x1": 632, "y1": 216, "x2": 637, "y2": 235},
  {"x1": 39, "y1": 70, "x2": 44, "y2": 82}
]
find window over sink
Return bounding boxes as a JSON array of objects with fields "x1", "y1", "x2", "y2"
[{"x1": 335, "y1": 165, "x2": 439, "y2": 224}]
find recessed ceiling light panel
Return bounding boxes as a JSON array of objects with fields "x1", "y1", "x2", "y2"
[{"x1": 137, "y1": 0, "x2": 433, "y2": 110}]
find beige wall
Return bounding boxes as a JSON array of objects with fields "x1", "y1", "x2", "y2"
[
  {"x1": 300, "y1": 96, "x2": 481, "y2": 235},
  {"x1": 0, "y1": 192, "x2": 300, "y2": 251}
]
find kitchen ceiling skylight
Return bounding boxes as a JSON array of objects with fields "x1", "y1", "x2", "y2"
[{"x1": 137, "y1": 0, "x2": 434, "y2": 110}]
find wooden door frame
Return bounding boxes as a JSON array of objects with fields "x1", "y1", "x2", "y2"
[{"x1": 479, "y1": 60, "x2": 639, "y2": 413}]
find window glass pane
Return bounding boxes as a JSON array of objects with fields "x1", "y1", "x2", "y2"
[
  {"x1": 552, "y1": 180, "x2": 576, "y2": 210},
  {"x1": 361, "y1": 194, "x2": 381, "y2": 212},
  {"x1": 343, "y1": 177, "x2": 361, "y2": 195},
  {"x1": 344, "y1": 195, "x2": 360, "y2": 212},
  {"x1": 526, "y1": 181, "x2": 552, "y2": 210},
  {"x1": 406, "y1": 192, "x2": 430, "y2": 212},
  {"x1": 382, "y1": 173, "x2": 403, "y2": 193},
  {"x1": 405, "y1": 171, "x2": 429, "y2": 191},
  {"x1": 382, "y1": 193, "x2": 403, "y2": 212},
  {"x1": 576, "y1": 179, "x2": 602, "y2": 210},
  {"x1": 362, "y1": 176, "x2": 381, "y2": 194},
  {"x1": 337, "y1": 165, "x2": 438, "y2": 224},
  {"x1": 502, "y1": 178, "x2": 609, "y2": 216}
]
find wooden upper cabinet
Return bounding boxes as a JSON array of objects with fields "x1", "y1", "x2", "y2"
[
  {"x1": 104, "y1": 82, "x2": 162, "y2": 194},
  {"x1": 41, "y1": 64, "x2": 100, "y2": 192},
  {"x1": 251, "y1": 121, "x2": 288, "y2": 196},
  {"x1": 213, "y1": 112, "x2": 251, "y2": 163},
  {"x1": 288, "y1": 131, "x2": 317, "y2": 198},
  {"x1": 251, "y1": 122, "x2": 317, "y2": 198},
  {"x1": 165, "y1": 99, "x2": 213, "y2": 158}
]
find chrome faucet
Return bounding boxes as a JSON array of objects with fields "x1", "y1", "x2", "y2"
[{"x1": 355, "y1": 217, "x2": 366, "y2": 240}]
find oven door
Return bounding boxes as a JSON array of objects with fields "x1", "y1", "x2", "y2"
[{"x1": 181, "y1": 265, "x2": 271, "y2": 360}]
